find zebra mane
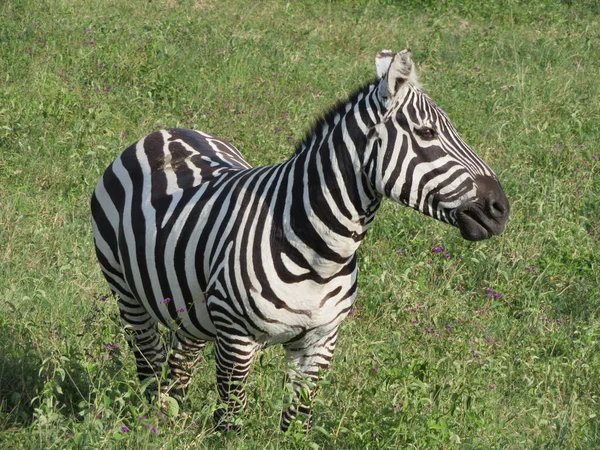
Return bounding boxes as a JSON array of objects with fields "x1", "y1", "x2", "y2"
[
  {"x1": 293, "y1": 79, "x2": 378, "y2": 157},
  {"x1": 404, "y1": 69, "x2": 421, "y2": 90}
]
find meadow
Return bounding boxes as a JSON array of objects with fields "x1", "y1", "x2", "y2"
[{"x1": 1, "y1": 0, "x2": 599, "y2": 448}]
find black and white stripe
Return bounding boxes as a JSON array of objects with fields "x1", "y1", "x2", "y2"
[{"x1": 91, "y1": 49, "x2": 509, "y2": 432}]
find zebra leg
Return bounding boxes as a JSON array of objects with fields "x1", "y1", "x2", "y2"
[
  {"x1": 213, "y1": 334, "x2": 258, "y2": 432},
  {"x1": 117, "y1": 297, "x2": 168, "y2": 396},
  {"x1": 281, "y1": 329, "x2": 338, "y2": 432},
  {"x1": 167, "y1": 330, "x2": 207, "y2": 400}
]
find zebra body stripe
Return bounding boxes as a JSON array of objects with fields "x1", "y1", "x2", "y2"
[{"x1": 94, "y1": 126, "x2": 361, "y2": 345}]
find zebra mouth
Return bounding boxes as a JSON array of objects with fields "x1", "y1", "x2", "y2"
[{"x1": 455, "y1": 203, "x2": 506, "y2": 241}]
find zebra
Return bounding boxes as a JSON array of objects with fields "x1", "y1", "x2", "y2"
[{"x1": 91, "y1": 49, "x2": 509, "y2": 432}]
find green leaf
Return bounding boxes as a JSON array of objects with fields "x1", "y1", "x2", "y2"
[{"x1": 162, "y1": 395, "x2": 180, "y2": 417}]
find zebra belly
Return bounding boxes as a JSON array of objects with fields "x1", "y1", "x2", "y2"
[{"x1": 205, "y1": 273, "x2": 358, "y2": 348}]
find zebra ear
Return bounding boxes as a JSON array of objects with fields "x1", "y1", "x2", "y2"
[
  {"x1": 375, "y1": 49, "x2": 394, "y2": 79},
  {"x1": 386, "y1": 49, "x2": 416, "y2": 96}
]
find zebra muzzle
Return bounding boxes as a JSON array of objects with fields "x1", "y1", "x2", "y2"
[{"x1": 455, "y1": 176, "x2": 509, "y2": 241}]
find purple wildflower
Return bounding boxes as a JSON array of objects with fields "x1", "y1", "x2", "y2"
[
  {"x1": 541, "y1": 317, "x2": 548, "y2": 322},
  {"x1": 556, "y1": 319, "x2": 561, "y2": 326},
  {"x1": 484, "y1": 288, "x2": 503, "y2": 299},
  {"x1": 395, "y1": 250, "x2": 403, "y2": 255},
  {"x1": 489, "y1": 384, "x2": 496, "y2": 390},
  {"x1": 593, "y1": 154, "x2": 597, "y2": 161},
  {"x1": 99, "y1": 296, "x2": 107, "y2": 301},
  {"x1": 426, "y1": 329, "x2": 434, "y2": 334},
  {"x1": 161, "y1": 297, "x2": 171, "y2": 304},
  {"x1": 349, "y1": 306, "x2": 362, "y2": 318},
  {"x1": 104, "y1": 343, "x2": 116, "y2": 349},
  {"x1": 178, "y1": 307, "x2": 185, "y2": 313},
  {"x1": 151, "y1": 427, "x2": 158, "y2": 434},
  {"x1": 431, "y1": 247, "x2": 445, "y2": 253},
  {"x1": 121, "y1": 426, "x2": 128, "y2": 433}
]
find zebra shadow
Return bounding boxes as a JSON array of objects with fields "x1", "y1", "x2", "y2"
[
  {"x1": 0, "y1": 303, "x2": 125, "y2": 430},
  {"x1": 0, "y1": 317, "x2": 48, "y2": 428}
]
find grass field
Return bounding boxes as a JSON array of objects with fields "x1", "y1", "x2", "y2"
[{"x1": 1, "y1": 0, "x2": 599, "y2": 448}]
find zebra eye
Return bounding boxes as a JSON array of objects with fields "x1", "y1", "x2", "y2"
[{"x1": 415, "y1": 127, "x2": 437, "y2": 139}]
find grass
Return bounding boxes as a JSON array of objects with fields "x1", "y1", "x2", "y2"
[{"x1": 1, "y1": 0, "x2": 599, "y2": 448}]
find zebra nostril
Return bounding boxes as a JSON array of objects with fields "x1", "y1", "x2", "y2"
[
  {"x1": 475, "y1": 175, "x2": 509, "y2": 222},
  {"x1": 486, "y1": 197, "x2": 509, "y2": 220}
]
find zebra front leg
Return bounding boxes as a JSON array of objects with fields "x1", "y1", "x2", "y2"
[
  {"x1": 167, "y1": 330, "x2": 207, "y2": 400},
  {"x1": 281, "y1": 329, "x2": 338, "y2": 432},
  {"x1": 213, "y1": 334, "x2": 258, "y2": 432},
  {"x1": 117, "y1": 297, "x2": 168, "y2": 397}
]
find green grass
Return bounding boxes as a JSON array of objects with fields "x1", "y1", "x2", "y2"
[{"x1": 1, "y1": 0, "x2": 599, "y2": 448}]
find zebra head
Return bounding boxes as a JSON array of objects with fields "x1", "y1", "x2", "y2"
[{"x1": 366, "y1": 49, "x2": 509, "y2": 241}]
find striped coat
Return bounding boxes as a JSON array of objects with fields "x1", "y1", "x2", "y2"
[{"x1": 92, "y1": 49, "x2": 509, "y2": 431}]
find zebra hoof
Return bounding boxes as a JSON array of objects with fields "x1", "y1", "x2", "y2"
[
  {"x1": 213, "y1": 409, "x2": 241, "y2": 434},
  {"x1": 281, "y1": 419, "x2": 312, "y2": 434},
  {"x1": 141, "y1": 381, "x2": 168, "y2": 403}
]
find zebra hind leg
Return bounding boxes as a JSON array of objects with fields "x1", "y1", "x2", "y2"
[
  {"x1": 117, "y1": 296, "x2": 169, "y2": 398},
  {"x1": 167, "y1": 330, "x2": 207, "y2": 401}
]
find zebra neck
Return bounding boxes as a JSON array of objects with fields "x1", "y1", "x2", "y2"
[{"x1": 281, "y1": 83, "x2": 383, "y2": 272}]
